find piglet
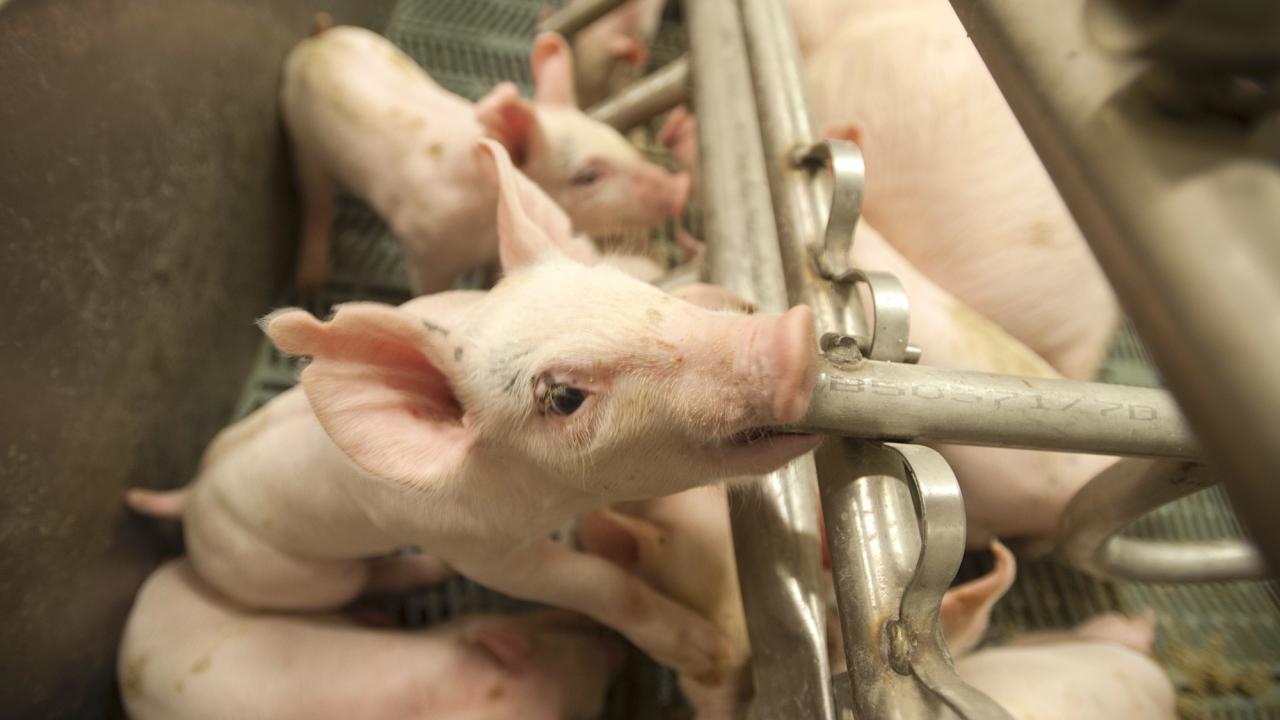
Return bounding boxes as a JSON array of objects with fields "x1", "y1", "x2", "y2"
[
  {"x1": 126, "y1": 139, "x2": 819, "y2": 681},
  {"x1": 783, "y1": 0, "x2": 856, "y2": 59},
  {"x1": 581, "y1": 490, "x2": 1020, "y2": 719},
  {"x1": 118, "y1": 560, "x2": 620, "y2": 720},
  {"x1": 557, "y1": 0, "x2": 668, "y2": 108},
  {"x1": 958, "y1": 612, "x2": 1177, "y2": 720},
  {"x1": 804, "y1": 0, "x2": 1118, "y2": 379},
  {"x1": 282, "y1": 25, "x2": 689, "y2": 291},
  {"x1": 582, "y1": 487, "x2": 750, "y2": 719}
]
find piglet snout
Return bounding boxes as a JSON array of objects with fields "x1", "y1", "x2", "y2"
[
  {"x1": 736, "y1": 305, "x2": 817, "y2": 424},
  {"x1": 632, "y1": 164, "x2": 690, "y2": 220}
]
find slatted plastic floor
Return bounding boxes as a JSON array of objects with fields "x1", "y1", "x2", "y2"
[{"x1": 232, "y1": 1, "x2": 1279, "y2": 717}]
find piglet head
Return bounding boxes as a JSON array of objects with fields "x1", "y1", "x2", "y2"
[
  {"x1": 465, "y1": 139, "x2": 820, "y2": 497},
  {"x1": 475, "y1": 33, "x2": 690, "y2": 236},
  {"x1": 570, "y1": 8, "x2": 650, "y2": 108},
  {"x1": 264, "y1": 140, "x2": 818, "y2": 504}
]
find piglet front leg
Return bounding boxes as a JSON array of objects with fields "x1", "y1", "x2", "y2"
[{"x1": 457, "y1": 539, "x2": 729, "y2": 683}]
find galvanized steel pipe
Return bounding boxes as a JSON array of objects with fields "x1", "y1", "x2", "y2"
[
  {"x1": 794, "y1": 355, "x2": 1198, "y2": 459},
  {"x1": 949, "y1": 0, "x2": 1280, "y2": 567},
  {"x1": 682, "y1": 1, "x2": 835, "y2": 718},
  {"x1": 739, "y1": 0, "x2": 952, "y2": 716},
  {"x1": 588, "y1": 56, "x2": 689, "y2": 131},
  {"x1": 1057, "y1": 459, "x2": 1269, "y2": 582}
]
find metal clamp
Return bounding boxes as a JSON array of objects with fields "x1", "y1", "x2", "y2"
[
  {"x1": 819, "y1": 274, "x2": 921, "y2": 364},
  {"x1": 849, "y1": 270, "x2": 921, "y2": 364},
  {"x1": 791, "y1": 139, "x2": 865, "y2": 282},
  {"x1": 815, "y1": 273, "x2": 920, "y2": 365},
  {"x1": 826, "y1": 442, "x2": 1013, "y2": 720},
  {"x1": 888, "y1": 443, "x2": 1016, "y2": 720},
  {"x1": 793, "y1": 139, "x2": 921, "y2": 363},
  {"x1": 1057, "y1": 459, "x2": 1270, "y2": 583}
]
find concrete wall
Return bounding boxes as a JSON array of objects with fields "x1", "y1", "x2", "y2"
[{"x1": 0, "y1": 1, "x2": 394, "y2": 715}]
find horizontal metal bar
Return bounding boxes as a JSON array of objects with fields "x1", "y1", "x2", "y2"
[
  {"x1": 587, "y1": 56, "x2": 689, "y2": 131},
  {"x1": 949, "y1": 0, "x2": 1280, "y2": 574},
  {"x1": 1057, "y1": 459, "x2": 1269, "y2": 582},
  {"x1": 537, "y1": 0, "x2": 631, "y2": 38},
  {"x1": 791, "y1": 355, "x2": 1197, "y2": 459}
]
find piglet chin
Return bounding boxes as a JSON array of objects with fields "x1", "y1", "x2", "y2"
[{"x1": 707, "y1": 430, "x2": 824, "y2": 476}]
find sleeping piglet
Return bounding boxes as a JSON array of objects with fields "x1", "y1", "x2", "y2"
[
  {"x1": 126, "y1": 139, "x2": 819, "y2": 682},
  {"x1": 282, "y1": 25, "x2": 689, "y2": 291},
  {"x1": 118, "y1": 560, "x2": 621, "y2": 720}
]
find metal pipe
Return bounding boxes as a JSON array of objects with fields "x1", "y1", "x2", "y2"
[
  {"x1": 816, "y1": 441, "x2": 942, "y2": 720},
  {"x1": 537, "y1": 0, "x2": 630, "y2": 38},
  {"x1": 738, "y1": 1, "x2": 945, "y2": 717},
  {"x1": 1057, "y1": 459, "x2": 1270, "y2": 582},
  {"x1": 683, "y1": 1, "x2": 835, "y2": 718},
  {"x1": 794, "y1": 355, "x2": 1197, "y2": 459},
  {"x1": 949, "y1": 0, "x2": 1280, "y2": 568},
  {"x1": 587, "y1": 56, "x2": 689, "y2": 131},
  {"x1": 739, "y1": 0, "x2": 863, "y2": 334}
]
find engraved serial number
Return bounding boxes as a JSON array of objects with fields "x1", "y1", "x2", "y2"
[{"x1": 827, "y1": 377, "x2": 1159, "y2": 421}]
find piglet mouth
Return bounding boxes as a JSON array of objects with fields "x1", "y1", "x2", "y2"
[
  {"x1": 725, "y1": 426, "x2": 814, "y2": 447},
  {"x1": 709, "y1": 425, "x2": 824, "y2": 474}
]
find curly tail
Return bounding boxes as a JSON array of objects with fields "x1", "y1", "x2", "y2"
[{"x1": 125, "y1": 487, "x2": 190, "y2": 519}]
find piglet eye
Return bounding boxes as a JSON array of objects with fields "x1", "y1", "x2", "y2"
[
  {"x1": 546, "y1": 385, "x2": 588, "y2": 416},
  {"x1": 569, "y1": 169, "x2": 600, "y2": 186}
]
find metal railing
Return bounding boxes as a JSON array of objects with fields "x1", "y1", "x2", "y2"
[
  {"x1": 540, "y1": 0, "x2": 1278, "y2": 717},
  {"x1": 948, "y1": 0, "x2": 1280, "y2": 574}
]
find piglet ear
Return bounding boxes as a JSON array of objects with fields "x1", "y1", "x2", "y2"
[
  {"x1": 261, "y1": 304, "x2": 473, "y2": 489},
  {"x1": 475, "y1": 138, "x2": 596, "y2": 272},
  {"x1": 608, "y1": 34, "x2": 648, "y2": 67},
  {"x1": 530, "y1": 32, "x2": 578, "y2": 106},
  {"x1": 939, "y1": 540, "x2": 1017, "y2": 658},
  {"x1": 476, "y1": 82, "x2": 539, "y2": 165}
]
